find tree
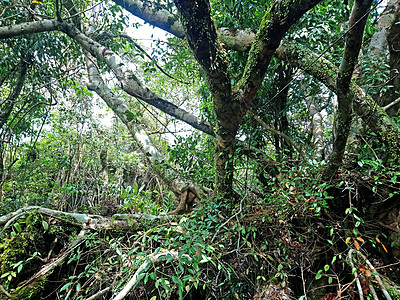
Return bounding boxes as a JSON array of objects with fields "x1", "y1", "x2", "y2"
[
  {"x1": 1, "y1": 0, "x2": 400, "y2": 298},
  {"x1": 2, "y1": 0, "x2": 399, "y2": 198}
]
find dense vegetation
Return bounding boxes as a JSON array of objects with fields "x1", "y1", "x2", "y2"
[{"x1": 1, "y1": 0, "x2": 400, "y2": 299}]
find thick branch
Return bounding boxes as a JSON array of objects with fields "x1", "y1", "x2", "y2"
[
  {"x1": 0, "y1": 19, "x2": 58, "y2": 39},
  {"x1": 338, "y1": 0, "x2": 373, "y2": 90},
  {"x1": 59, "y1": 22, "x2": 214, "y2": 135},
  {"x1": 0, "y1": 20, "x2": 213, "y2": 135},
  {"x1": 174, "y1": 0, "x2": 234, "y2": 128},
  {"x1": 236, "y1": 0, "x2": 322, "y2": 112},
  {"x1": 112, "y1": 249, "x2": 183, "y2": 300},
  {"x1": 86, "y1": 56, "x2": 210, "y2": 212},
  {"x1": 0, "y1": 206, "x2": 164, "y2": 228},
  {"x1": 86, "y1": 54, "x2": 165, "y2": 165},
  {"x1": 112, "y1": 0, "x2": 185, "y2": 38},
  {"x1": 324, "y1": 0, "x2": 373, "y2": 179}
]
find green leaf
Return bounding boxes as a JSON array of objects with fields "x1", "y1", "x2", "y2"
[
  {"x1": 60, "y1": 282, "x2": 74, "y2": 292},
  {"x1": 172, "y1": 276, "x2": 183, "y2": 288},
  {"x1": 315, "y1": 270, "x2": 323, "y2": 280},
  {"x1": 42, "y1": 220, "x2": 49, "y2": 231},
  {"x1": 14, "y1": 223, "x2": 22, "y2": 233}
]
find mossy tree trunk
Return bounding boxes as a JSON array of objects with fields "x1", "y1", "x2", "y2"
[
  {"x1": 323, "y1": 0, "x2": 373, "y2": 179},
  {"x1": 173, "y1": 0, "x2": 322, "y2": 201}
]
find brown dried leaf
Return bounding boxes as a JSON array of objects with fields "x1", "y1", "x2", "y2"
[
  {"x1": 354, "y1": 240, "x2": 360, "y2": 250},
  {"x1": 356, "y1": 237, "x2": 365, "y2": 243}
]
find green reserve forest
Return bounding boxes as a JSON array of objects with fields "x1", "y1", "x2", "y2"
[{"x1": 1, "y1": 0, "x2": 400, "y2": 299}]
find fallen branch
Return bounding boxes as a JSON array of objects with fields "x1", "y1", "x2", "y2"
[
  {"x1": 112, "y1": 249, "x2": 182, "y2": 300},
  {"x1": 349, "y1": 249, "x2": 393, "y2": 300},
  {"x1": 356, "y1": 250, "x2": 392, "y2": 300},
  {"x1": 87, "y1": 287, "x2": 112, "y2": 300},
  {"x1": 13, "y1": 229, "x2": 87, "y2": 296},
  {"x1": 0, "y1": 206, "x2": 165, "y2": 230}
]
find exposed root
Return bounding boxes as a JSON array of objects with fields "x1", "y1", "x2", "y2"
[{"x1": 168, "y1": 189, "x2": 201, "y2": 215}]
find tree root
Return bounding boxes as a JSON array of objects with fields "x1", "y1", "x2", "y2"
[{"x1": 167, "y1": 189, "x2": 201, "y2": 215}]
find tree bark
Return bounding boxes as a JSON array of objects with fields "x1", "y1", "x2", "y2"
[
  {"x1": 85, "y1": 54, "x2": 208, "y2": 213},
  {"x1": 276, "y1": 42, "x2": 400, "y2": 165},
  {"x1": 305, "y1": 96, "x2": 325, "y2": 159},
  {"x1": 0, "y1": 20, "x2": 214, "y2": 136},
  {"x1": 324, "y1": 0, "x2": 373, "y2": 179},
  {"x1": 112, "y1": 0, "x2": 185, "y2": 38},
  {"x1": 173, "y1": 0, "x2": 321, "y2": 201},
  {"x1": 379, "y1": 0, "x2": 400, "y2": 116}
]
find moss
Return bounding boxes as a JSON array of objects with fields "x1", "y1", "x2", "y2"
[
  {"x1": 0, "y1": 211, "x2": 81, "y2": 296},
  {"x1": 0, "y1": 233, "x2": 28, "y2": 275},
  {"x1": 388, "y1": 287, "x2": 400, "y2": 300},
  {"x1": 11, "y1": 275, "x2": 47, "y2": 299}
]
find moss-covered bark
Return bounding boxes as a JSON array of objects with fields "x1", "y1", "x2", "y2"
[
  {"x1": 0, "y1": 210, "x2": 81, "y2": 299},
  {"x1": 174, "y1": 0, "x2": 321, "y2": 201},
  {"x1": 276, "y1": 41, "x2": 400, "y2": 166},
  {"x1": 323, "y1": 0, "x2": 373, "y2": 179}
]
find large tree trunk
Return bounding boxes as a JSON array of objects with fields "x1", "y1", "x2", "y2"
[
  {"x1": 371, "y1": 0, "x2": 400, "y2": 116},
  {"x1": 173, "y1": 0, "x2": 322, "y2": 201}
]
